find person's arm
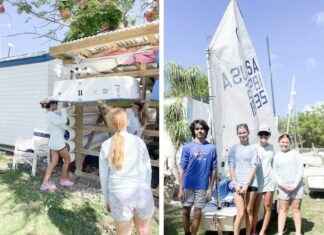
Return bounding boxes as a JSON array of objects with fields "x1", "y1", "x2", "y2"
[
  {"x1": 241, "y1": 146, "x2": 259, "y2": 193},
  {"x1": 99, "y1": 142, "x2": 110, "y2": 207},
  {"x1": 178, "y1": 145, "x2": 189, "y2": 200},
  {"x1": 207, "y1": 147, "x2": 217, "y2": 199},
  {"x1": 228, "y1": 146, "x2": 241, "y2": 192},
  {"x1": 273, "y1": 153, "x2": 285, "y2": 188},
  {"x1": 140, "y1": 138, "x2": 152, "y2": 183},
  {"x1": 292, "y1": 152, "x2": 304, "y2": 189}
]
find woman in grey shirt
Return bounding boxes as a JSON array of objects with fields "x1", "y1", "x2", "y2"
[
  {"x1": 228, "y1": 123, "x2": 259, "y2": 235},
  {"x1": 273, "y1": 133, "x2": 304, "y2": 235}
]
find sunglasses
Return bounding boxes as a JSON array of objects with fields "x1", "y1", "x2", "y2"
[
  {"x1": 195, "y1": 127, "x2": 205, "y2": 130},
  {"x1": 258, "y1": 131, "x2": 270, "y2": 137}
]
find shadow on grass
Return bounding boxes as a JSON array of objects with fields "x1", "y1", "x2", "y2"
[
  {"x1": 164, "y1": 203, "x2": 183, "y2": 235},
  {"x1": 48, "y1": 202, "x2": 102, "y2": 235},
  {"x1": 0, "y1": 165, "x2": 102, "y2": 235},
  {"x1": 309, "y1": 191, "x2": 324, "y2": 199}
]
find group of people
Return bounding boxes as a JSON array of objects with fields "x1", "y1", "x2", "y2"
[
  {"x1": 39, "y1": 98, "x2": 153, "y2": 235},
  {"x1": 179, "y1": 120, "x2": 304, "y2": 235}
]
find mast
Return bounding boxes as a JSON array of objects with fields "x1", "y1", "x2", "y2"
[
  {"x1": 206, "y1": 48, "x2": 221, "y2": 209},
  {"x1": 286, "y1": 76, "x2": 296, "y2": 135},
  {"x1": 266, "y1": 36, "x2": 276, "y2": 117}
]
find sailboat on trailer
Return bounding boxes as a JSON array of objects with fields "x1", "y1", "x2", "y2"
[{"x1": 203, "y1": 0, "x2": 279, "y2": 232}]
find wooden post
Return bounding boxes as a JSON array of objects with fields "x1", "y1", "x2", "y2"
[{"x1": 75, "y1": 105, "x2": 84, "y2": 176}]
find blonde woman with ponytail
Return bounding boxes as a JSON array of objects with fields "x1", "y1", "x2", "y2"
[{"x1": 99, "y1": 108, "x2": 154, "y2": 235}]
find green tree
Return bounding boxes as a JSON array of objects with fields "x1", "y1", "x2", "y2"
[
  {"x1": 164, "y1": 62, "x2": 201, "y2": 185},
  {"x1": 195, "y1": 75, "x2": 209, "y2": 100},
  {"x1": 278, "y1": 103, "x2": 324, "y2": 148},
  {"x1": 4, "y1": 0, "x2": 158, "y2": 42}
]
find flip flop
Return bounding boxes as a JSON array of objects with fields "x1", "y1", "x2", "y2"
[
  {"x1": 40, "y1": 184, "x2": 57, "y2": 191},
  {"x1": 60, "y1": 179, "x2": 74, "y2": 187}
]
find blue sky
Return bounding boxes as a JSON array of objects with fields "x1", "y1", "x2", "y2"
[
  {"x1": 0, "y1": 1, "x2": 145, "y2": 58},
  {"x1": 165, "y1": 0, "x2": 324, "y2": 117},
  {"x1": 0, "y1": 3, "x2": 65, "y2": 58}
]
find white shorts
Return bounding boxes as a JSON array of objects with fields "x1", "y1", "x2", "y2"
[
  {"x1": 108, "y1": 189, "x2": 154, "y2": 222},
  {"x1": 277, "y1": 183, "x2": 304, "y2": 200}
]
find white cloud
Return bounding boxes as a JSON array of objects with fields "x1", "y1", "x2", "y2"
[
  {"x1": 306, "y1": 57, "x2": 317, "y2": 70},
  {"x1": 313, "y1": 12, "x2": 324, "y2": 26},
  {"x1": 303, "y1": 101, "x2": 324, "y2": 112}
]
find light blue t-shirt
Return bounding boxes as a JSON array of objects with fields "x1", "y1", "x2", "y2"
[
  {"x1": 179, "y1": 140, "x2": 217, "y2": 190},
  {"x1": 228, "y1": 143, "x2": 259, "y2": 187}
]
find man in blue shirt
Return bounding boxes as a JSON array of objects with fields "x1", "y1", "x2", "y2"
[{"x1": 178, "y1": 120, "x2": 217, "y2": 235}]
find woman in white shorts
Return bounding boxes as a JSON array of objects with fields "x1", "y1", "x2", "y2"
[
  {"x1": 99, "y1": 108, "x2": 154, "y2": 235},
  {"x1": 251, "y1": 125, "x2": 275, "y2": 235},
  {"x1": 273, "y1": 133, "x2": 304, "y2": 235},
  {"x1": 40, "y1": 98, "x2": 74, "y2": 191}
]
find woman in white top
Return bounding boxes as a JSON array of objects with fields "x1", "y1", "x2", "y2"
[
  {"x1": 99, "y1": 108, "x2": 154, "y2": 235},
  {"x1": 127, "y1": 101, "x2": 148, "y2": 137},
  {"x1": 39, "y1": 98, "x2": 74, "y2": 191},
  {"x1": 273, "y1": 134, "x2": 304, "y2": 235},
  {"x1": 251, "y1": 125, "x2": 275, "y2": 235}
]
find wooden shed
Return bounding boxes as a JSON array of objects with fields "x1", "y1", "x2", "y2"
[{"x1": 49, "y1": 22, "x2": 159, "y2": 195}]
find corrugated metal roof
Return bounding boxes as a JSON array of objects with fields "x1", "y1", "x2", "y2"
[{"x1": 0, "y1": 51, "x2": 54, "y2": 68}]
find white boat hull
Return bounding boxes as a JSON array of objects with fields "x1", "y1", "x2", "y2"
[
  {"x1": 201, "y1": 204, "x2": 264, "y2": 232},
  {"x1": 52, "y1": 76, "x2": 140, "y2": 103}
]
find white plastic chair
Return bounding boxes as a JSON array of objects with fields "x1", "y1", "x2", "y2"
[{"x1": 12, "y1": 129, "x2": 50, "y2": 176}]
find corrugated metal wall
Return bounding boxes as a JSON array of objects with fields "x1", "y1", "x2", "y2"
[{"x1": 0, "y1": 58, "x2": 66, "y2": 147}]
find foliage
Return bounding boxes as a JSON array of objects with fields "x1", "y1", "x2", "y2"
[
  {"x1": 6, "y1": 0, "x2": 159, "y2": 42},
  {"x1": 195, "y1": 75, "x2": 209, "y2": 100},
  {"x1": 165, "y1": 62, "x2": 200, "y2": 98},
  {"x1": 278, "y1": 103, "x2": 324, "y2": 148},
  {"x1": 0, "y1": 156, "x2": 159, "y2": 234},
  {"x1": 165, "y1": 192, "x2": 322, "y2": 234},
  {"x1": 164, "y1": 99, "x2": 189, "y2": 149},
  {"x1": 63, "y1": 1, "x2": 122, "y2": 42}
]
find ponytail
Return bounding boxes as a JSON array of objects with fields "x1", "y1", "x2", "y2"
[{"x1": 107, "y1": 108, "x2": 128, "y2": 171}]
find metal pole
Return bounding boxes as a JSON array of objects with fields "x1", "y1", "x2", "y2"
[
  {"x1": 286, "y1": 76, "x2": 295, "y2": 134},
  {"x1": 206, "y1": 48, "x2": 221, "y2": 209},
  {"x1": 266, "y1": 36, "x2": 276, "y2": 116}
]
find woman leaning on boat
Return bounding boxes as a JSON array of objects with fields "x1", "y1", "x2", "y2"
[
  {"x1": 228, "y1": 123, "x2": 259, "y2": 235},
  {"x1": 273, "y1": 133, "x2": 304, "y2": 235}
]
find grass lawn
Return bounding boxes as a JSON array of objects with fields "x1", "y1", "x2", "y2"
[
  {"x1": 0, "y1": 152, "x2": 158, "y2": 235},
  {"x1": 165, "y1": 191, "x2": 324, "y2": 235}
]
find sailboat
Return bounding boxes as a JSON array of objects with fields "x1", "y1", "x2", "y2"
[{"x1": 202, "y1": 0, "x2": 279, "y2": 232}]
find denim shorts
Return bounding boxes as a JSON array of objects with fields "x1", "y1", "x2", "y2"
[
  {"x1": 182, "y1": 188, "x2": 207, "y2": 208},
  {"x1": 108, "y1": 189, "x2": 154, "y2": 222}
]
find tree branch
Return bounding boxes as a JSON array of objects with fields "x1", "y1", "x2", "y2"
[{"x1": 5, "y1": 32, "x2": 62, "y2": 42}]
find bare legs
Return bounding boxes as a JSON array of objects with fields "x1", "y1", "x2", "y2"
[
  {"x1": 58, "y1": 147, "x2": 71, "y2": 181},
  {"x1": 245, "y1": 191, "x2": 257, "y2": 235},
  {"x1": 133, "y1": 216, "x2": 152, "y2": 235},
  {"x1": 278, "y1": 200, "x2": 289, "y2": 235},
  {"x1": 191, "y1": 207, "x2": 202, "y2": 235},
  {"x1": 114, "y1": 216, "x2": 152, "y2": 235},
  {"x1": 233, "y1": 192, "x2": 245, "y2": 235},
  {"x1": 41, "y1": 147, "x2": 71, "y2": 186},
  {"x1": 42, "y1": 150, "x2": 59, "y2": 186},
  {"x1": 291, "y1": 199, "x2": 302, "y2": 235},
  {"x1": 252, "y1": 191, "x2": 274, "y2": 235},
  {"x1": 182, "y1": 206, "x2": 202, "y2": 235}
]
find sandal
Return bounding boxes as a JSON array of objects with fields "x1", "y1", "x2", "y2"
[
  {"x1": 40, "y1": 184, "x2": 57, "y2": 191},
  {"x1": 60, "y1": 179, "x2": 74, "y2": 187}
]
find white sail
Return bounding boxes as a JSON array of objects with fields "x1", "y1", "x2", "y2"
[{"x1": 207, "y1": 0, "x2": 279, "y2": 176}]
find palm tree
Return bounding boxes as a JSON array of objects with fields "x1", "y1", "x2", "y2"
[{"x1": 164, "y1": 62, "x2": 201, "y2": 183}]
